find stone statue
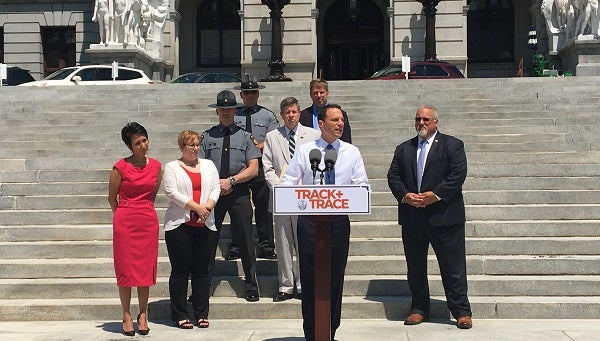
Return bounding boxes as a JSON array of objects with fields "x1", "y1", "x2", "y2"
[
  {"x1": 143, "y1": 0, "x2": 169, "y2": 43},
  {"x1": 112, "y1": 0, "x2": 128, "y2": 43},
  {"x1": 571, "y1": 0, "x2": 600, "y2": 37},
  {"x1": 90, "y1": 0, "x2": 168, "y2": 58},
  {"x1": 539, "y1": 0, "x2": 600, "y2": 51},
  {"x1": 92, "y1": 0, "x2": 111, "y2": 45},
  {"x1": 125, "y1": 0, "x2": 146, "y2": 47}
]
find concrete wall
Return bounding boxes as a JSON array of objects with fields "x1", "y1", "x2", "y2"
[{"x1": 0, "y1": 1, "x2": 93, "y2": 80}]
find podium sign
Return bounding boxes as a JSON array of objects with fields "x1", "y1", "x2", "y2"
[{"x1": 273, "y1": 184, "x2": 371, "y2": 215}]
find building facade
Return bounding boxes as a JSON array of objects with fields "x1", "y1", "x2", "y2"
[{"x1": 0, "y1": 1, "x2": 564, "y2": 80}]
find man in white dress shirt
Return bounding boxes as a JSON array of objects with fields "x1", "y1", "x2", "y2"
[
  {"x1": 263, "y1": 97, "x2": 321, "y2": 302},
  {"x1": 281, "y1": 104, "x2": 368, "y2": 341}
]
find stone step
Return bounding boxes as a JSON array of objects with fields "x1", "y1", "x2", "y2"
[
  {"x1": 0, "y1": 204, "x2": 599, "y2": 224},
  {"x1": 0, "y1": 295, "x2": 598, "y2": 321},
  {"x1": 3, "y1": 220, "x2": 599, "y2": 242},
  {"x1": 3, "y1": 189, "x2": 598, "y2": 211},
  {"x1": 1, "y1": 236, "x2": 597, "y2": 260},
  {"x1": 2, "y1": 163, "x2": 598, "y2": 184},
  {"x1": 1, "y1": 255, "x2": 598, "y2": 279},
  {"x1": 1, "y1": 275, "x2": 598, "y2": 300}
]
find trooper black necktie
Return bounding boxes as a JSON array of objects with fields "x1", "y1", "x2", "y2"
[
  {"x1": 220, "y1": 127, "x2": 231, "y2": 178},
  {"x1": 245, "y1": 108, "x2": 253, "y2": 133}
]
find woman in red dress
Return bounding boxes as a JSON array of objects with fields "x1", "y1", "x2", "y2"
[{"x1": 108, "y1": 122, "x2": 162, "y2": 336}]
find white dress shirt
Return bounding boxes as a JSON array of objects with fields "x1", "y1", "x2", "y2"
[{"x1": 281, "y1": 138, "x2": 368, "y2": 186}]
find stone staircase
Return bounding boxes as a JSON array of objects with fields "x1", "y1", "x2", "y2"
[{"x1": 0, "y1": 77, "x2": 599, "y2": 321}]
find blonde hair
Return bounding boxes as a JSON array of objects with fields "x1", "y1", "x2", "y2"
[{"x1": 177, "y1": 130, "x2": 200, "y2": 148}]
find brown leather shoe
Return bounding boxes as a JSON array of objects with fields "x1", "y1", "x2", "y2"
[
  {"x1": 456, "y1": 316, "x2": 473, "y2": 329},
  {"x1": 404, "y1": 313, "x2": 428, "y2": 325}
]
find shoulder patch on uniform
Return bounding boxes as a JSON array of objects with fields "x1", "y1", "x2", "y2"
[{"x1": 250, "y1": 133, "x2": 258, "y2": 146}]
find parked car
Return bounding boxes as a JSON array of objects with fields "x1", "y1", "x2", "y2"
[
  {"x1": 18, "y1": 65, "x2": 154, "y2": 86},
  {"x1": 1, "y1": 66, "x2": 35, "y2": 86},
  {"x1": 369, "y1": 61, "x2": 464, "y2": 80},
  {"x1": 171, "y1": 72, "x2": 241, "y2": 84}
]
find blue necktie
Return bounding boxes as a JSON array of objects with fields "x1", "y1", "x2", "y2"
[
  {"x1": 417, "y1": 139, "x2": 428, "y2": 192},
  {"x1": 325, "y1": 144, "x2": 335, "y2": 184}
]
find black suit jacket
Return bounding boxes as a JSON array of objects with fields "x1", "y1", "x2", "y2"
[
  {"x1": 300, "y1": 106, "x2": 352, "y2": 143},
  {"x1": 387, "y1": 131, "x2": 467, "y2": 227}
]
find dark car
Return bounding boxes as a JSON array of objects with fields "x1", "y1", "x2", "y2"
[
  {"x1": 369, "y1": 61, "x2": 464, "y2": 80},
  {"x1": 171, "y1": 72, "x2": 241, "y2": 84},
  {"x1": 1, "y1": 66, "x2": 35, "y2": 86}
]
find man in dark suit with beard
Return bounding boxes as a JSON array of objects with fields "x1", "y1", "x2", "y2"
[
  {"x1": 299, "y1": 79, "x2": 352, "y2": 143},
  {"x1": 387, "y1": 104, "x2": 473, "y2": 329}
]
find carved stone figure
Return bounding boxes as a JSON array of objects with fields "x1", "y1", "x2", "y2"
[
  {"x1": 112, "y1": 0, "x2": 128, "y2": 43},
  {"x1": 143, "y1": 0, "x2": 169, "y2": 43},
  {"x1": 572, "y1": 0, "x2": 600, "y2": 37},
  {"x1": 125, "y1": 0, "x2": 146, "y2": 47},
  {"x1": 92, "y1": 0, "x2": 111, "y2": 45}
]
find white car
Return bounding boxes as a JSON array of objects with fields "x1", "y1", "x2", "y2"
[{"x1": 19, "y1": 65, "x2": 154, "y2": 86}]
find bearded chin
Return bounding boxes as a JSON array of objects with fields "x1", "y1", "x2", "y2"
[{"x1": 418, "y1": 129, "x2": 428, "y2": 138}]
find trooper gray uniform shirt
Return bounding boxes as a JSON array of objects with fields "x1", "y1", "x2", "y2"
[
  {"x1": 235, "y1": 105, "x2": 279, "y2": 144},
  {"x1": 200, "y1": 124, "x2": 262, "y2": 174}
]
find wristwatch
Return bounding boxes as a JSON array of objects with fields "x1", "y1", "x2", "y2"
[{"x1": 228, "y1": 176, "x2": 237, "y2": 186}]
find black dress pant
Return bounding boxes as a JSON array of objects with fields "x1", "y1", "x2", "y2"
[
  {"x1": 229, "y1": 163, "x2": 274, "y2": 254},
  {"x1": 214, "y1": 184, "x2": 258, "y2": 292},
  {"x1": 297, "y1": 215, "x2": 350, "y2": 341},
  {"x1": 165, "y1": 223, "x2": 218, "y2": 322},
  {"x1": 401, "y1": 218, "x2": 472, "y2": 319}
]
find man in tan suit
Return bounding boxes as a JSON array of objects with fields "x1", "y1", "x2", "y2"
[{"x1": 263, "y1": 97, "x2": 320, "y2": 302}]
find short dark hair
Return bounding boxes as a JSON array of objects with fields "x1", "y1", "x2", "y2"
[
  {"x1": 121, "y1": 122, "x2": 148, "y2": 147},
  {"x1": 309, "y1": 78, "x2": 328, "y2": 92},
  {"x1": 280, "y1": 96, "x2": 299, "y2": 113},
  {"x1": 317, "y1": 103, "x2": 342, "y2": 121}
]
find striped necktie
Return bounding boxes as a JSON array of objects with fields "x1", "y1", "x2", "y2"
[{"x1": 288, "y1": 130, "x2": 295, "y2": 159}]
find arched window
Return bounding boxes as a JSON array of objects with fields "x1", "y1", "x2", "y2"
[
  {"x1": 196, "y1": 0, "x2": 240, "y2": 67},
  {"x1": 467, "y1": 0, "x2": 514, "y2": 63}
]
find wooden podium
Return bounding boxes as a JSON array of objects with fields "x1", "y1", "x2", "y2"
[{"x1": 273, "y1": 185, "x2": 370, "y2": 340}]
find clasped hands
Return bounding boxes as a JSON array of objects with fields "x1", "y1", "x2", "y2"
[
  {"x1": 404, "y1": 191, "x2": 438, "y2": 208},
  {"x1": 192, "y1": 205, "x2": 212, "y2": 223}
]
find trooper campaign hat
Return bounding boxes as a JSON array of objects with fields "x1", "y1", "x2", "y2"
[
  {"x1": 208, "y1": 90, "x2": 244, "y2": 108},
  {"x1": 233, "y1": 74, "x2": 265, "y2": 91}
]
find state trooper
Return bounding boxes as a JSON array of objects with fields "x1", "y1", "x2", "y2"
[
  {"x1": 224, "y1": 74, "x2": 279, "y2": 261},
  {"x1": 200, "y1": 90, "x2": 262, "y2": 302}
]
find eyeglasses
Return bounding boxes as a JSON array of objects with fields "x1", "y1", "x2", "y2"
[
  {"x1": 186, "y1": 144, "x2": 200, "y2": 149},
  {"x1": 415, "y1": 117, "x2": 434, "y2": 122}
]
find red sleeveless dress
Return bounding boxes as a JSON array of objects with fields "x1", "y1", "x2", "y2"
[{"x1": 112, "y1": 157, "x2": 161, "y2": 287}]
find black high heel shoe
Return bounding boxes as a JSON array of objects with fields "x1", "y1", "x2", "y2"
[
  {"x1": 122, "y1": 319, "x2": 135, "y2": 336},
  {"x1": 137, "y1": 313, "x2": 150, "y2": 335}
]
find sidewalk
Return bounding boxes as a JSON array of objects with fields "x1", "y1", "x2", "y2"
[{"x1": 0, "y1": 319, "x2": 599, "y2": 341}]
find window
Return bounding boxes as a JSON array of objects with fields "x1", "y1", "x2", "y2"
[
  {"x1": 117, "y1": 68, "x2": 143, "y2": 80},
  {"x1": 42, "y1": 27, "x2": 76, "y2": 76},
  {"x1": 76, "y1": 68, "x2": 99, "y2": 81},
  {"x1": 0, "y1": 27, "x2": 4, "y2": 63},
  {"x1": 425, "y1": 65, "x2": 449, "y2": 77},
  {"x1": 467, "y1": 0, "x2": 514, "y2": 63},
  {"x1": 196, "y1": 0, "x2": 240, "y2": 67},
  {"x1": 218, "y1": 73, "x2": 240, "y2": 82}
]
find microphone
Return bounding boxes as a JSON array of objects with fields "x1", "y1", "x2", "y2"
[
  {"x1": 324, "y1": 148, "x2": 337, "y2": 181},
  {"x1": 309, "y1": 148, "x2": 322, "y2": 179}
]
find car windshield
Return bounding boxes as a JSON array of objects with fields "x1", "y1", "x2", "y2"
[
  {"x1": 171, "y1": 73, "x2": 202, "y2": 83},
  {"x1": 370, "y1": 66, "x2": 403, "y2": 78},
  {"x1": 43, "y1": 68, "x2": 78, "y2": 80}
]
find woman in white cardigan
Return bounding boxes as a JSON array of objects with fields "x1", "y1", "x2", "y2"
[{"x1": 162, "y1": 130, "x2": 220, "y2": 329}]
